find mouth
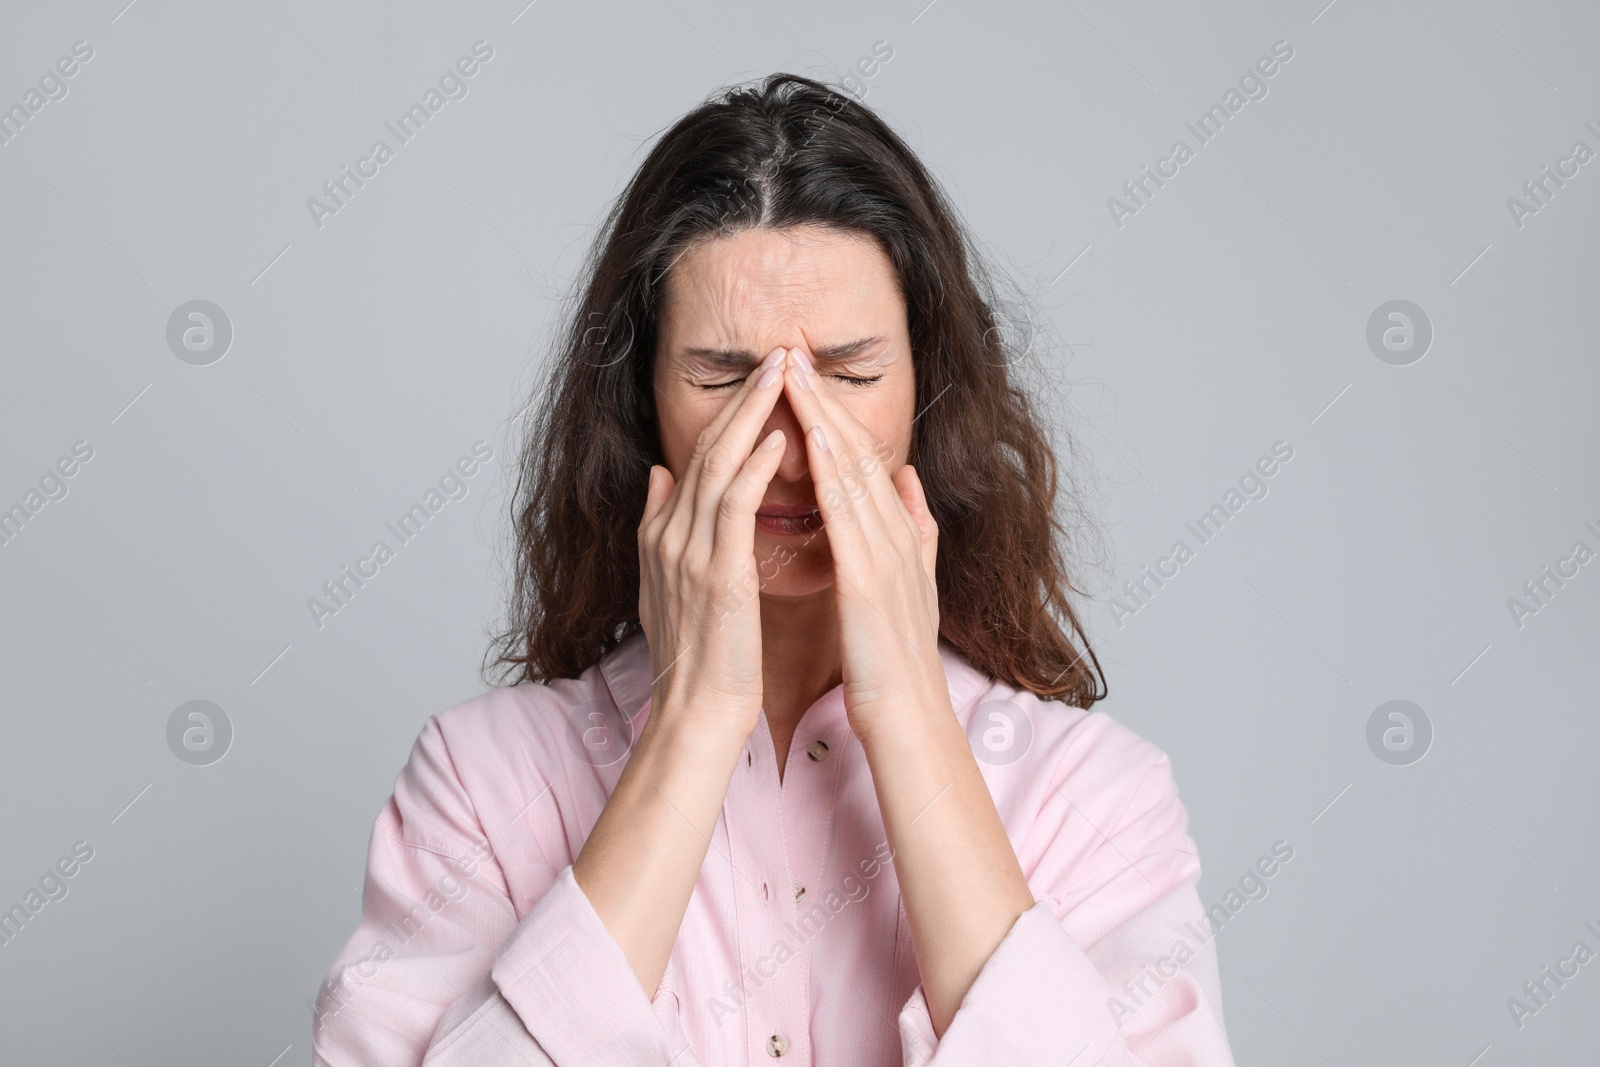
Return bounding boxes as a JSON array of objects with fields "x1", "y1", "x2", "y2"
[{"x1": 755, "y1": 504, "x2": 823, "y2": 537}]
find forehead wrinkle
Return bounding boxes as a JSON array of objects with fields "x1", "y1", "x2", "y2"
[
  {"x1": 660, "y1": 228, "x2": 902, "y2": 372},
  {"x1": 680, "y1": 276, "x2": 837, "y2": 353}
]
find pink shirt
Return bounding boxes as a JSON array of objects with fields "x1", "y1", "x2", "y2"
[{"x1": 312, "y1": 631, "x2": 1236, "y2": 1065}]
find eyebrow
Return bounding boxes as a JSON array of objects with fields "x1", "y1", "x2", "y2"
[{"x1": 680, "y1": 336, "x2": 886, "y2": 370}]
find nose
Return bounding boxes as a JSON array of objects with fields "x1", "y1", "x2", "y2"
[{"x1": 759, "y1": 385, "x2": 812, "y2": 483}]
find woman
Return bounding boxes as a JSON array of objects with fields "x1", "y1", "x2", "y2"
[{"x1": 313, "y1": 73, "x2": 1236, "y2": 1066}]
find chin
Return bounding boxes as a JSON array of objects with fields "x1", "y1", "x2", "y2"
[
  {"x1": 752, "y1": 538, "x2": 834, "y2": 598},
  {"x1": 759, "y1": 577, "x2": 834, "y2": 601}
]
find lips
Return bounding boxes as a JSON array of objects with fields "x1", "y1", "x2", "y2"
[{"x1": 755, "y1": 504, "x2": 822, "y2": 536}]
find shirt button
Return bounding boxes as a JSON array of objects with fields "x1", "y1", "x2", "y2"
[
  {"x1": 793, "y1": 881, "x2": 805, "y2": 901},
  {"x1": 766, "y1": 1032, "x2": 789, "y2": 1057},
  {"x1": 806, "y1": 739, "x2": 829, "y2": 761}
]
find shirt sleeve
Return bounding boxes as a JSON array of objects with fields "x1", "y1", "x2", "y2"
[
  {"x1": 311, "y1": 713, "x2": 704, "y2": 1067},
  {"x1": 894, "y1": 717, "x2": 1237, "y2": 1066}
]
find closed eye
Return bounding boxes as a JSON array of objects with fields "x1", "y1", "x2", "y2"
[{"x1": 699, "y1": 374, "x2": 883, "y2": 390}]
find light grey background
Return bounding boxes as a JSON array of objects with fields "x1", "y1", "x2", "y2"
[{"x1": 1, "y1": 0, "x2": 1596, "y2": 1063}]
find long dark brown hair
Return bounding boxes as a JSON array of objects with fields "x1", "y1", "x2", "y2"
[{"x1": 486, "y1": 72, "x2": 1106, "y2": 707}]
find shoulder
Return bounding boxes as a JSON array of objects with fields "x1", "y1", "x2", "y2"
[
  {"x1": 429, "y1": 628, "x2": 655, "y2": 762},
  {"x1": 428, "y1": 671, "x2": 605, "y2": 764},
  {"x1": 948, "y1": 650, "x2": 1186, "y2": 841},
  {"x1": 385, "y1": 658, "x2": 625, "y2": 854},
  {"x1": 955, "y1": 667, "x2": 1202, "y2": 906}
]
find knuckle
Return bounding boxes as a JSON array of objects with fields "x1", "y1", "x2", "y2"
[
  {"x1": 702, "y1": 441, "x2": 736, "y2": 477},
  {"x1": 692, "y1": 425, "x2": 717, "y2": 458},
  {"x1": 656, "y1": 525, "x2": 687, "y2": 561},
  {"x1": 717, "y1": 483, "x2": 748, "y2": 523}
]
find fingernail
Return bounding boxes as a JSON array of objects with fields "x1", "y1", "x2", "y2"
[
  {"x1": 792, "y1": 348, "x2": 814, "y2": 374},
  {"x1": 761, "y1": 429, "x2": 784, "y2": 450},
  {"x1": 811, "y1": 424, "x2": 830, "y2": 453},
  {"x1": 758, "y1": 362, "x2": 781, "y2": 388},
  {"x1": 761, "y1": 346, "x2": 786, "y2": 370},
  {"x1": 789, "y1": 350, "x2": 812, "y2": 391}
]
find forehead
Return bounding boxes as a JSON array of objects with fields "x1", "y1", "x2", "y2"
[{"x1": 658, "y1": 225, "x2": 904, "y2": 345}]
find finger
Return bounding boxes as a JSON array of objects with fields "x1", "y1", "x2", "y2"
[
  {"x1": 782, "y1": 348, "x2": 899, "y2": 543},
  {"x1": 676, "y1": 346, "x2": 787, "y2": 505},
  {"x1": 787, "y1": 347, "x2": 907, "y2": 525},
  {"x1": 684, "y1": 346, "x2": 791, "y2": 551},
  {"x1": 641, "y1": 463, "x2": 673, "y2": 530},
  {"x1": 893, "y1": 464, "x2": 939, "y2": 583},
  {"x1": 639, "y1": 465, "x2": 678, "y2": 572},
  {"x1": 782, "y1": 359, "x2": 875, "y2": 562},
  {"x1": 657, "y1": 345, "x2": 786, "y2": 549},
  {"x1": 707, "y1": 427, "x2": 788, "y2": 611}
]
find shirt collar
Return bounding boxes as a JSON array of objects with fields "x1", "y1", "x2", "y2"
[{"x1": 599, "y1": 629, "x2": 994, "y2": 728}]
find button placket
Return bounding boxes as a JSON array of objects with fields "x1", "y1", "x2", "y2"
[
  {"x1": 788, "y1": 728, "x2": 842, "y2": 922},
  {"x1": 775, "y1": 725, "x2": 847, "y2": 1067},
  {"x1": 728, "y1": 712, "x2": 812, "y2": 1065}
]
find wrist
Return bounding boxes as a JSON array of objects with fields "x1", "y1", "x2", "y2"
[
  {"x1": 848, "y1": 671, "x2": 956, "y2": 749},
  {"x1": 643, "y1": 689, "x2": 759, "y2": 749}
]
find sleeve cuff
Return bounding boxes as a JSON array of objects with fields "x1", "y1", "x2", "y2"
[
  {"x1": 897, "y1": 984, "x2": 938, "y2": 1065},
  {"x1": 490, "y1": 863, "x2": 696, "y2": 1067},
  {"x1": 896, "y1": 900, "x2": 1122, "y2": 1066}
]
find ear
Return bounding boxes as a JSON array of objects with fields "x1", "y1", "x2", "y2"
[{"x1": 892, "y1": 464, "x2": 939, "y2": 586}]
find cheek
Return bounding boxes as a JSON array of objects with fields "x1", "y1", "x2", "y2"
[
  {"x1": 852, "y1": 386, "x2": 914, "y2": 464},
  {"x1": 654, "y1": 385, "x2": 713, "y2": 475}
]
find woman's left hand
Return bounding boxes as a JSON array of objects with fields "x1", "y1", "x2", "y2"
[
  {"x1": 780, "y1": 345, "x2": 951, "y2": 739},
  {"x1": 781, "y1": 351, "x2": 1039, "y2": 1042}
]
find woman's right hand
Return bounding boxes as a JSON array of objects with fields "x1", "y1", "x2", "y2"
[
  {"x1": 575, "y1": 345, "x2": 790, "y2": 1000},
  {"x1": 637, "y1": 345, "x2": 792, "y2": 737}
]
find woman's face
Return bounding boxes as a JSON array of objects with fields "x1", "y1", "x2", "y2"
[{"x1": 652, "y1": 224, "x2": 917, "y2": 598}]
